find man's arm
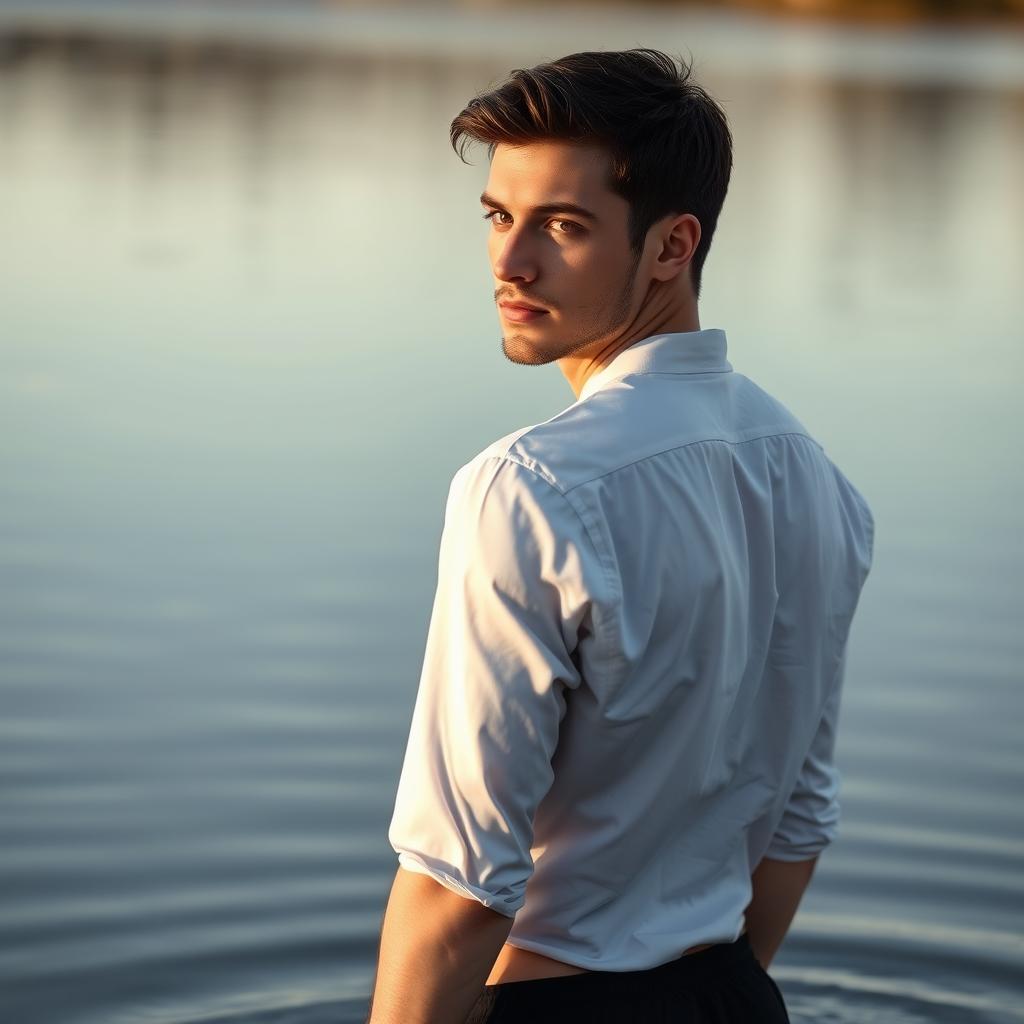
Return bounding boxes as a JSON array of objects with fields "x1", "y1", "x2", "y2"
[
  {"x1": 381, "y1": 457, "x2": 601, "y2": 1017},
  {"x1": 367, "y1": 865, "x2": 513, "y2": 1024},
  {"x1": 749, "y1": 640, "x2": 851, "y2": 968},
  {"x1": 743, "y1": 854, "x2": 818, "y2": 970}
]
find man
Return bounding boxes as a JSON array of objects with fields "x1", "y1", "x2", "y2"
[{"x1": 367, "y1": 48, "x2": 874, "y2": 1024}]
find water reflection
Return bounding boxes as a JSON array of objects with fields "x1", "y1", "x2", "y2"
[{"x1": 1, "y1": 22, "x2": 1022, "y2": 1024}]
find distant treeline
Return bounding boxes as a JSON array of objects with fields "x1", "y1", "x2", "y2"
[
  {"x1": 535, "y1": 0, "x2": 1024, "y2": 22},
  {"x1": 728, "y1": 0, "x2": 1024, "y2": 19}
]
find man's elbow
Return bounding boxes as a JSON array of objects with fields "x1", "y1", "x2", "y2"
[
  {"x1": 386, "y1": 865, "x2": 515, "y2": 958},
  {"x1": 368, "y1": 866, "x2": 515, "y2": 1024}
]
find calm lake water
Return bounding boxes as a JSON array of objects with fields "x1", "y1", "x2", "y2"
[{"x1": 2, "y1": 10, "x2": 1023, "y2": 1024}]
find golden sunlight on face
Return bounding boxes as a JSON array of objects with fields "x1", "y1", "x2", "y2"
[{"x1": 482, "y1": 141, "x2": 644, "y2": 365}]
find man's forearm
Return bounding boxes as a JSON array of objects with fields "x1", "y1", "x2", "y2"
[
  {"x1": 367, "y1": 865, "x2": 514, "y2": 1024},
  {"x1": 743, "y1": 854, "x2": 818, "y2": 969}
]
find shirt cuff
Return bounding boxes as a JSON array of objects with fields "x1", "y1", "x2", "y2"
[
  {"x1": 396, "y1": 850, "x2": 523, "y2": 918},
  {"x1": 763, "y1": 822, "x2": 838, "y2": 861}
]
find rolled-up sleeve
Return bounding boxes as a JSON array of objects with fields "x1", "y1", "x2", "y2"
[
  {"x1": 766, "y1": 470, "x2": 874, "y2": 863},
  {"x1": 765, "y1": 648, "x2": 847, "y2": 861},
  {"x1": 388, "y1": 454, "x2": 600, "y2": 917}
]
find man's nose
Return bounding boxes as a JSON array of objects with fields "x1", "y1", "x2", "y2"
[{"x1": 492, "y1": 228, "x2": 538, "y2": 283}]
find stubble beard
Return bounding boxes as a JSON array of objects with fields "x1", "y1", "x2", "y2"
[{"x1": 499, "y1": 249, "x2": 642, "y2": 366}]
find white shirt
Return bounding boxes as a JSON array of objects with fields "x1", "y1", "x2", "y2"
[{"x1": 388, "y1": 327, "x2": 875, "y2": 971}]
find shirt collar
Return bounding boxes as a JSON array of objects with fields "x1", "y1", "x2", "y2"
[{"x1": 577, "y1": 328, "x2": 732, "y2": 403}]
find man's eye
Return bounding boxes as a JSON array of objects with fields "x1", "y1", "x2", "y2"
[
  {"x1": 551, "y1": 219, "x2": 581, "y2": 235},
  {"x1": 481, "y1": 210, "x2": 511, "y2": 225}
]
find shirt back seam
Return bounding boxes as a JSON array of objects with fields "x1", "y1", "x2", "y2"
[{"x1": 558, "y1": 430, "x2": 824, "y2": 495}]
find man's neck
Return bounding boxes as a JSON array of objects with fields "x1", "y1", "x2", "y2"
[{"x1": 559, "y1": 285, "x2": 700, "y2": 401}]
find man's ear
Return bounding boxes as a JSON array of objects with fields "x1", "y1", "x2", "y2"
[{"x1": 650, "y1": 213, "x2": 701, "y2": 283}]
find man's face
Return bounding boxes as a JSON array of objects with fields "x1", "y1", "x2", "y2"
[{"x1": 481, "y1": 140, "x2": 646, "y2": 365}]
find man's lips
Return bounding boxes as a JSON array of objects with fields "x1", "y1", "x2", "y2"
[{"x1": 499, "y1": 301, "x2": 549, "y2": 323}]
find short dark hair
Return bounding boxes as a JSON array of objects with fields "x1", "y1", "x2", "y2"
[{"x1": 450, "y1": 48, "x2": 733, "y2": 300}]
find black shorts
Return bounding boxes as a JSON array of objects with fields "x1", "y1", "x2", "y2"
[{"x1": 464, "y1": 931, "x2": 790, "y2": 1023}]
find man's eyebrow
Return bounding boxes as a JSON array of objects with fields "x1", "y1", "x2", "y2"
[{"x1": 479, "y1": 192, "x2": 599, "y2": 222}]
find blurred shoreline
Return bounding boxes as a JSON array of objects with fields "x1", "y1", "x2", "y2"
[
  {"x1": 648, "y1": 0, "x2": 1024, "y2": 28},
  {"x1": 1, "y1": 0, "x2": 1023, "y2": 88}
]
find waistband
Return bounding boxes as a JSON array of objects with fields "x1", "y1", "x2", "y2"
[{"x1": 490, "y1": 931, "x2": 757, "y2": 997}]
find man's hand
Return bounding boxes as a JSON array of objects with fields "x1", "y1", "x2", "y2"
[
  {"x1": 744, "y1": 854, "x2": 819, "y2": 969},
  {"x1": 367, "y1": 865, "x2": 515, "y2": 1024}
]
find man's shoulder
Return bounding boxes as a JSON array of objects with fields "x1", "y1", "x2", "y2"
[
  {"x1": 441, "y1": 423, "x2": 596, "y2": 560},
  {"x1": 457, "y1": 393, "x2": 627, "y2": 499}
]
